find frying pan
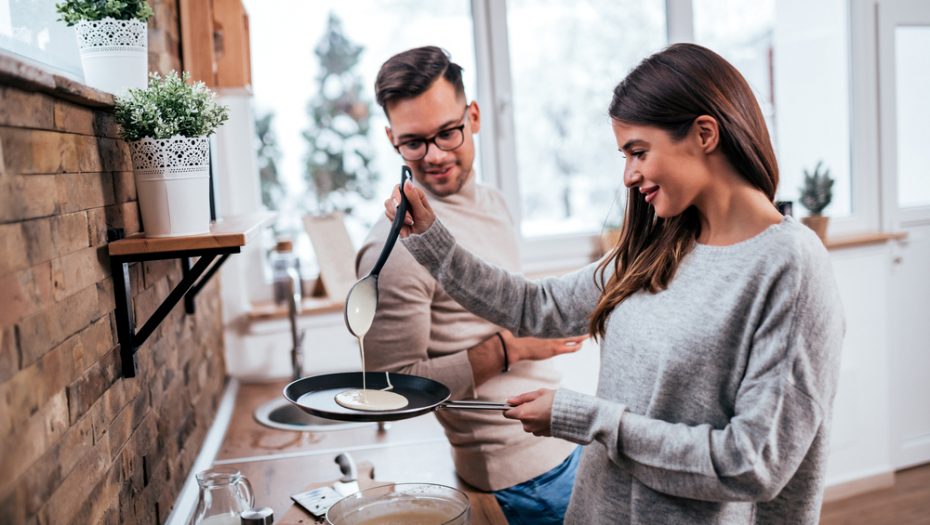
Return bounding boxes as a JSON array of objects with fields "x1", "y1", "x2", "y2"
[{"x1": 284, "y1": 372, "x2": 514, "y2": 423}]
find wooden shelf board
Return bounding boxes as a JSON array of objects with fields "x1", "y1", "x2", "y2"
[
  {"x1": 108, "y1": 212, "x2": 276, "y2": 256},
  {"x1": 825, "y1": 232, "x2": 907, "y2": 250}
]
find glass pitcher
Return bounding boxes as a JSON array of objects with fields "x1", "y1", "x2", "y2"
[{"x1": 190, "y1": 467, "x2": 255, "y2": 525}]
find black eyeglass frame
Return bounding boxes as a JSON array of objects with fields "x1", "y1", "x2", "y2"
[{"x1": 392, "y1": 105, "x2": 470, "y2": 161}]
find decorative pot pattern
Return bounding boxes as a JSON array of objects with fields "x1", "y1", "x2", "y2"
[
  {"x1": 129, "y1": 135, "x2": 210, "y2": 173},
  {"x1": 74, "y1": 17, "x2": 147, "y2": 50}
]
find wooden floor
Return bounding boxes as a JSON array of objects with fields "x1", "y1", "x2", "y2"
[{"x1": 820, "y1": 463, "x2": 930, "y2": 525}]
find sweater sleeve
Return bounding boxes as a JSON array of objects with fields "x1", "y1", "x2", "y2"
[
  {"x1": 551, "y1": 247, "x2": 845, "y2": 503},
  {"x1": 357, "y1": 227, "x2": 476, "y2": 400},
  {"x1": 401, "y1": 219, "x2": 601, "y2": 339}
]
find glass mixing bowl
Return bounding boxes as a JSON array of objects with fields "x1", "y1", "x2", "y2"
[{"x1": 326, "y1": 483, "x2": 470, "y2": 525}]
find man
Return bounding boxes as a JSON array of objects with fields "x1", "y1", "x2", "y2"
[{"x1": 356, "y1": 46, "x2": 586, "y2": 525}]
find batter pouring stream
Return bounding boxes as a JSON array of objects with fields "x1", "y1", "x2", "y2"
[{"x1": 340, "y1": 277, "x2": 408, "y2": 411}]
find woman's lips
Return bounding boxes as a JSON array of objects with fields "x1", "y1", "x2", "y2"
[{"x1": 643, "y1": 186, "x2": 659, "y2": 204}]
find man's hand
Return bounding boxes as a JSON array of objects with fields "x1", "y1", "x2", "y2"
[
  {"x1": 385, "y1": 180, "x2": 436, "y2": 238},
  {"x1": 468, "y1": 331, "x2": 586, "y2": 388},
  {"x1": 504, "y1": 331, "x2": 587, "y2": 362},
  {"x1": 504, "y1": 389, "x2": 556, "y2": 437}
]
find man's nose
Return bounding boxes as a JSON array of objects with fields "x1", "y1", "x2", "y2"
[{"x1": 423, "y1": 141, "x2": 452, "y2": 165}]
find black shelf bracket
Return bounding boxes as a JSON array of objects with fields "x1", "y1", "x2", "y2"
[{"x1": 110, "y1": 246, "x2": 240, "y2": 378}]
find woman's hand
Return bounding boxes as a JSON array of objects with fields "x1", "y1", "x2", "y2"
[
  {"x1": 502, "y1": 331, "x2": 587, "y2": 363},
  {"x1": 385, "y1": 180, "x2": 436, "y2": 238},
  {"x1": 503, "y1": 389, "x2": 556, "y2": 437}
]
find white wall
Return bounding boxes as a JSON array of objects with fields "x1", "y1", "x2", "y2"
[
  {"x1": 230, "y1": 311, "x2": 362, "y2": 381},
  {"x1": 886, "y1": 223, "x2": 930, "y2": 469},
  {"x1": 211, "y1": 91, "x2": 277, "y2": 378},
  {"x1": 823, "y1": 243, "x2": 896, "y2": 487}
]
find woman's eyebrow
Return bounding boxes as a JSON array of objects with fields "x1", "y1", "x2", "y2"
[{"x1": 621, "y1": 138, "x2": 647, "y2": 151}]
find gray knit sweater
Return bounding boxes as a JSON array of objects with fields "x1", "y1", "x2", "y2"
[{"x1": 401, "y1": 215, "x2": 845, "y2": 525}]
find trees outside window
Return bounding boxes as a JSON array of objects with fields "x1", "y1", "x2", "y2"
[{"x1": 302, "y1": 13, "x2": 378, "y2": 215}]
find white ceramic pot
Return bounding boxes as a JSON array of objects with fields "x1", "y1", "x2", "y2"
[
  {"x1": 129, "y1": 135, "x2": 211, "y2": 238},
  {"x1": 75, "y1": 17, "x2": 148, "y2": 95}
]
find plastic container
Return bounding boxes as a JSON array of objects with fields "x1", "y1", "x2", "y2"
[
  {"x1": 128, "y1": 135, "x2": 212, "y2": 238},
  {"x1": 75, "y1": 17, "x2": 148, "y2": 95}
]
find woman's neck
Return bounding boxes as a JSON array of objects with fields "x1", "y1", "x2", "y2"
[{"x1": 694, "y1": 170, "x2": 783, "y2": 246}]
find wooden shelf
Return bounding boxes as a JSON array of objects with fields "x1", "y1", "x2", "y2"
[
  {"x1": 108, "y1": 212, "x2": 276, "y2": 257},
  {"x1": 825, "y1": 232, "x2": 907, "y2": 250},
  {"x1": 109, "y1": 212, "x2": 276, "y2": 378},
  {"x1": 248, "y1": 296, "x2": 344, "y2": 321}
]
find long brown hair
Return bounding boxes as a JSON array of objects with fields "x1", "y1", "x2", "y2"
[{"x1": 589, "y1": 43, "x2": 779, "y2": 339}]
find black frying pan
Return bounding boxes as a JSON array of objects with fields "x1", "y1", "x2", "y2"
[{"x1": 284, "y1": 372, "x2": 514, "y2": 422}]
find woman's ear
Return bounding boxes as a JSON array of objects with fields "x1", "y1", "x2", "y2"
[{"x1": 693, "y1": 115, "x2": 719, "y2": 154}]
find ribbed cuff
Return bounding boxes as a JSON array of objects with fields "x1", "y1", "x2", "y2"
[
  {"x1": 551, "y1": 389, "x2": 627, "y2": 448},
  {"x1": 401, "y1": 219, "x2": 456, "y2": 271}
]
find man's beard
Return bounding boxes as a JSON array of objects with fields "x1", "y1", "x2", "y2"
[{"x1": 418, "y1": 163, "x2": 471, "y2": 197}]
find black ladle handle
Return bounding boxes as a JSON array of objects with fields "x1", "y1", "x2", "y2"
[{"x1": 369, "y1": 165, "x2": 412, "y2": 277}]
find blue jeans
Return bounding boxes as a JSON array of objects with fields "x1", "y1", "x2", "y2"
[{"x1": 493, "y1": 446, "x2": 582, "y2": 525}]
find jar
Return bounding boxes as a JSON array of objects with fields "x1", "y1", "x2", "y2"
[
  {"x1": 270, "y1": 239, "x2": 301, "y2": 305},
  {"x1": 190, "y1": 467, "x2": 255, "y2": 525}
]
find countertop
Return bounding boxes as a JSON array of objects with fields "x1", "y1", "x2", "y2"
[{"x1": 212, "y1": 380, "x2": 508, "y2": 524}]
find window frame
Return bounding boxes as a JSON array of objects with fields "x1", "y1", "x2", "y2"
[{"x1": 834, "y1": 0, "x2": 882, "y2": 235}]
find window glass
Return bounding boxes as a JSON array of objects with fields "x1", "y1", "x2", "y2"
[
  {"x1": 694, "y1": 0, "x2": 775, "y2": 134},
  {"x1": 895, "y1": 26, "x2": 930, "y2": 209},
  {"x1": 0, "y1": 0, "x2": 83, "y2": 78},
  {"x1": 696, "y1": 0, "x2": 853, "y2": 218},
  {"x1": 506, "y1": 0, "x2": 667, "y2": 238},
  {"x1": 242, "y1": 0, "x2": 477, "y2": 278}
]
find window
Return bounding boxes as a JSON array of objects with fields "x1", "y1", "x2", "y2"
[
  {"x1": 693, "y1": 0, "x2": 855, "y2": 222},
  {"x1": 693, "y1": 0, "x2": 776, "y2": 152},
  {"x1": 767, "y1": 0, "x2": 853, "y2": 221},
  {"x1": 244, "y1": 0, "x2": 877, "y2": 288},
  {"x1": 0, "y1": 0, "x2": 83, "y2": 79},
  {"x1": 505, "y1": 0, "x2": 667, "y2": 239},
  {"x1": 242, "y1": 0, "x2": 477, "y2": 280},
  {"x1": 894, "y1": 26, "x2": 930, "y2": 210}
]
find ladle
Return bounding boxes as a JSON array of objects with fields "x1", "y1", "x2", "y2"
[{"x1": 344, "y1": 165, "x2": 411, "y2": 337}]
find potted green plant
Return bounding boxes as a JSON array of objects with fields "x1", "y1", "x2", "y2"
[
  {"x1": 798, "y1": 161, "x2": 834, "y2": 243},
  {"x1": 56, "y1": 0, "x2": 153, "y2": 94},
  {"x1": 115, "y1": 71, "x2": 229, "y2": 238}
]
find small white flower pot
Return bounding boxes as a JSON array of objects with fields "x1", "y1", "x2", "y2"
[
  {"x1": 75, "y1": 17, "x2": 148, "y2": 95},
  {"x1": 129, "y1": 135, "x2": 211, "y2": 238}
]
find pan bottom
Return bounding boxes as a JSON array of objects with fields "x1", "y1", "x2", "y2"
[{"x1": 285, "y1": 373, "x2": 452, "y2": 423}]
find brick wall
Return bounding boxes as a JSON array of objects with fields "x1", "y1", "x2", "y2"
[{"x1": 0, "y1": 13, "x2": 229, "y2": 524}]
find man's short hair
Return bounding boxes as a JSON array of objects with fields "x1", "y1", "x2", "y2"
[{"x1": 375, "y1": 46, "x2": 465, "y2": 116}]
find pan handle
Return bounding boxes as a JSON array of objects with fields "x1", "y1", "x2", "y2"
[{"x1": 438, "y1": 400, "x2": 515, "y2": 411}]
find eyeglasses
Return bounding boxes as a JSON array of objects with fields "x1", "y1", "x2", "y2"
[{"x1": 393, "y1": 106, "x2": 469, "y2": 161}]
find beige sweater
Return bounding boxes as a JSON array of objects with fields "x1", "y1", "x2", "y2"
[{"x1": 355, "y1": 176, "x2": 575, "y2": 491}]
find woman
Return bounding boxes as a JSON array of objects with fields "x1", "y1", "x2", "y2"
[{"x1": 386, "y1": 44, "x2": 844, "y2": 525}]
